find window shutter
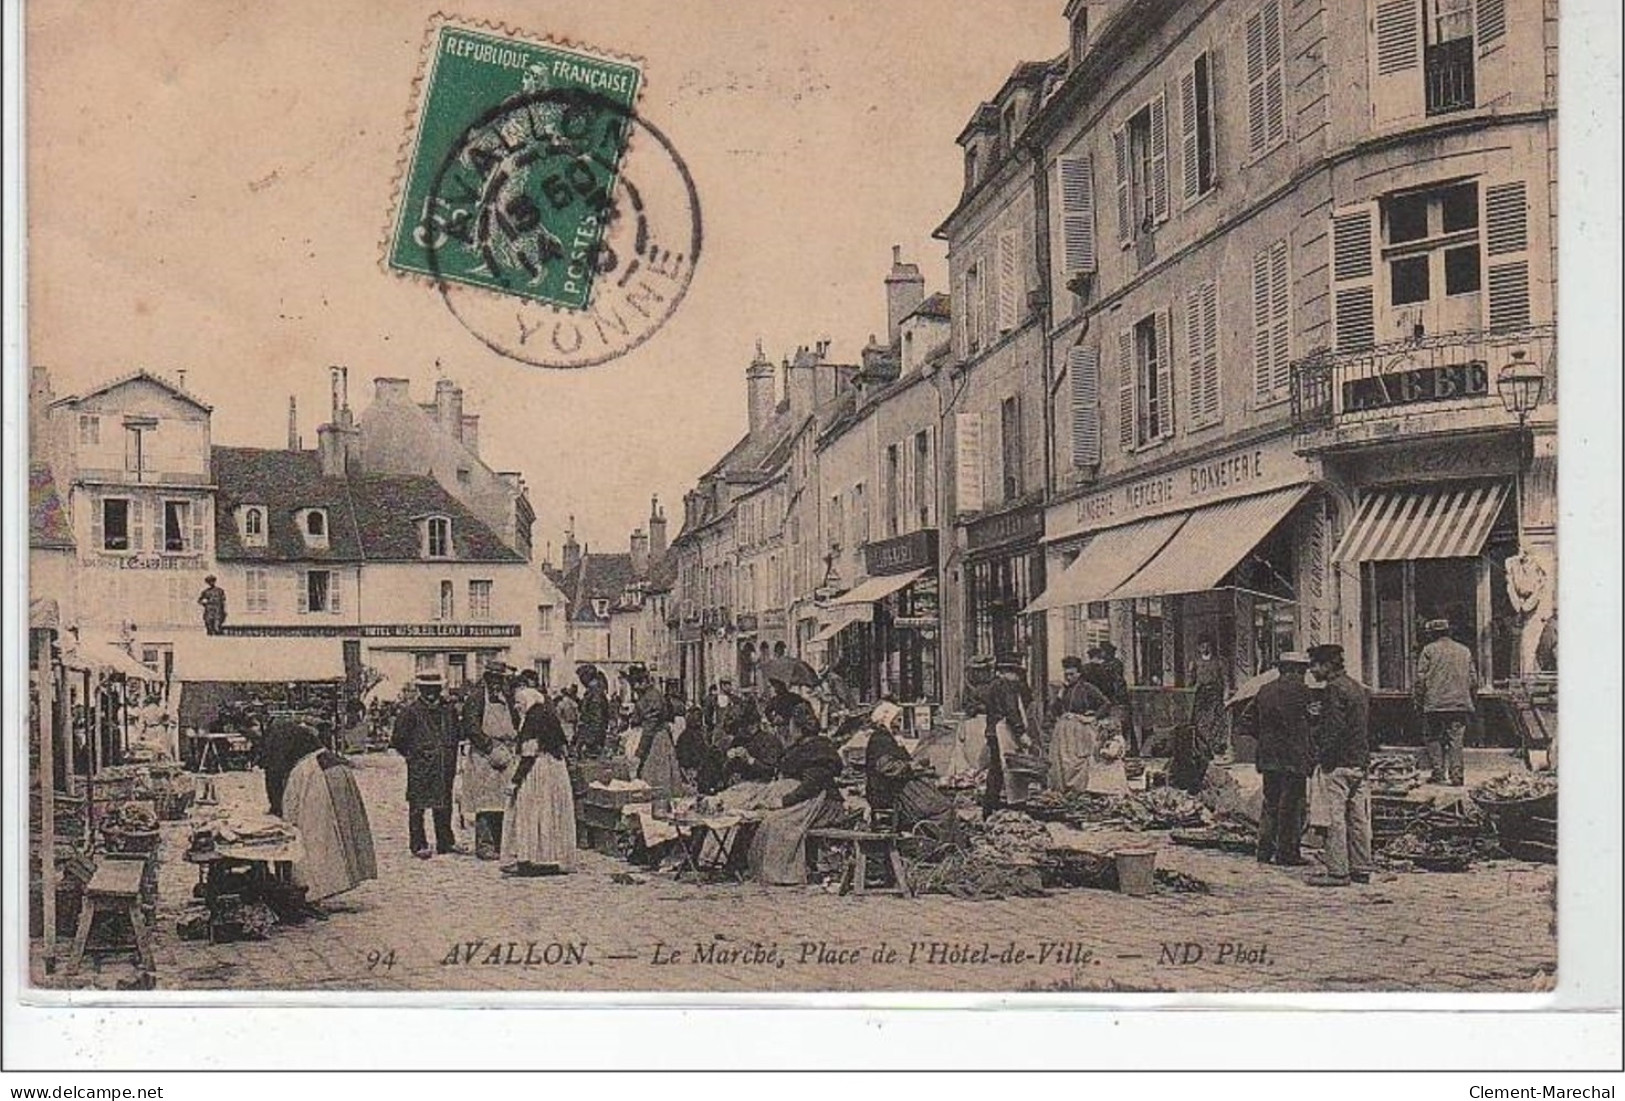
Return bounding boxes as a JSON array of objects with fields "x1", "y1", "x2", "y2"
[
  {"x1": 954, "y1": 411, "x2": 984, "y2": 515},
  {"x1": 1201, "y1": 281, "x2": 1221, "y2": 423},
  {"x1": 1149, "y1": 92, "x2": 1170, "y2": 223},
  {"x1": 1059, "y1": 154, "x2": 1097, "y2": 273},
  {"x1": 1186, "y1": 284, "x2": 1217, "y2": 425},
  {"x1": 1483, "y1": 180, "x2": 1531, "y2": 330},
  {"x1": 1477, "y1": 0, "x2": 1506, "y2": 47},
  {"x1": 1179, "y1": 68, "x2": 1201, "y2": 202},
  {"x1": 1262, "y1": 1, "x2": 1286, "y2": 147},
  {"x1": 1253, "y1": 248, "x2": 1275, "y2": 397},
  {"x1": 297, "y1": 571, "x2": 309, "y2": 614},
  {"x1": 91, "y1": 498, "x2": 104, "y2": 550},
  {"x1": 1245, "y1": 8, "x2": 1268, "y2": 154},
  {"x1": 329, "y1": 572, "x2": 342, "y2": 614},
  {"x1": 1117, "y1": 329, "x2": 1136, "y2": 451},
  {"x1": 1154, "y1": 309, "x2": 1174, "y2": 439},
  {"x1": 1112, "y1": 126, "x2": 1132, "y2": 245},
  {"x1": 1331, "y1": 205, "x2": 1378, "y2": 353},
  {"x1": 998, "y1": 230, "x2": 1019, "y2": 332},
  {"x1": 129, "y1": 499, "x2": 145, "y2": 552},
  {"x1": 1069, "y1": 346, "x2": 1101, "y2": 466},
  {"x1": 1269, "y1": 239, "x2": 1292, "y2": 391},
  {"x1": 957, "y1": 274, "x2": 970, "y2": 356},
  {"x1": 1370, "y1": 0, "x2": 1424, "y2": 125},
  {"x1": 983, "y1": 249, "x2": 998, "y2": 344},
  {"x1": 190, "y1": 501, "x2": 205, "y2": 555}
]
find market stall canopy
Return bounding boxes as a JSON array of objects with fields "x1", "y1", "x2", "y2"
[
  {"x1": 171, "y1": 635, "x2": 345, "y2": 683},
  {"x1": 1332, "y1": 481, "x2": 1508, "y2": 562},
  {"x1": 28, "y1": 598, "x2": 60, "y2": 632},
  {"x1": 1106, "y1": 485, "x2": 1311, "y2": 603},
  {"x1": 62, "y1": 639, "x2": 156, "y2": 680},
  {"x1": 828, "y1": 568, "x2": 930, "y2": 607},
  {"x1": 1022, "y1": 513, "x2": 1186, "y2": 615}
]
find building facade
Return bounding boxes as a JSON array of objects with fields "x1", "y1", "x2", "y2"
[{"x1": 1018, "y1": 0, "x2": 1554, "y2": 722}]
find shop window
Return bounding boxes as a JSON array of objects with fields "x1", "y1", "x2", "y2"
[
  {"x1": 415, "y1": 653, "x2": 438, "y2": 675},
  {"x1": 1132, "y1": 598, "x2": 1169, "y2": 686},
  {"x1": 447, "y1": 654, "x2": 468, "y2": 689}
]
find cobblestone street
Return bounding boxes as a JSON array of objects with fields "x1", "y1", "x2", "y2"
[{"x1": 35, "y1": 753, "x2": 1558, "y2": 995}]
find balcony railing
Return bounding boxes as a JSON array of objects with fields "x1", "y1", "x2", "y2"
[
  {"x1": 1291, "y1": 324, "x2": 1555, "y2": 433},
  {"x1": 1425, "y1": 38, "x2": 1475, "y2": 116}
]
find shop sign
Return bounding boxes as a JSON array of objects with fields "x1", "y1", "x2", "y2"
[
  {"x1": 892, "y1": 616, "x2": 938, "y2": 629},
  {"x1": 967, "y1": 507, "x2": 1043, "y2": 554},
  {"x1": 1053, "y1": 436, "x2": 1316, "y2": 540},
  {"x1": 735, "y1": 613, "x2": 759, "y2": 634},
  {"x1": 80, "y1": 553, "x2": 210, "y2": 571},
  {"x1": 1342, "y1": 361, "x2": 1489, "y2": 413},
  {"x1": 864, "y1": 529, "x2": 938, "y2": 576},
  {"x1": 1345, "y1": 435, "x2": 1521, "y2": 486},
  {"x1": 762, "y1": 609, "x2": 786, "y2": 630},
  {"x1": 220, "y1": 623, "x2": 521, "y2": 639}
]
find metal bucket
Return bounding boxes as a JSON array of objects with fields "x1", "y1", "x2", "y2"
[{"x1": 1113, "y1": 847, "x2": 1157, "y2": 897}]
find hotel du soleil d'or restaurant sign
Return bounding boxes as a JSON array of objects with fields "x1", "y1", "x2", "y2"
[{"x1": 1049, "y1": 436, "x2": 1316, "y2": 543}]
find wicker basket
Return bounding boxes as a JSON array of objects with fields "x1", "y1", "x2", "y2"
[
  {"x1": 153, "y1": 787, "x2": 195, "y2": 822},
  {"x1": 103, "y1": 827, "x2": 162, "y2": 856}
]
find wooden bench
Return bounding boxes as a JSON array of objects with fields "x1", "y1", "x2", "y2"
[
  {"x1": 806, "y1": 828, "x2": 912, "y2": 898},
  {"x1": 65, "y1": 859, "x2": 154, "y2": 975}
]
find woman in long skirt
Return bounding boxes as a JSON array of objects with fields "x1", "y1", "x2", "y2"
[
  {"x1": 277, "y1": 726, "x2": 378, "y2": 903},
  {"x1": 501, "y1": 697, "x2": 577, "y2": 877}
]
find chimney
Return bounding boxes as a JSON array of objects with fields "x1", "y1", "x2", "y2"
[
  {"x1": 461, "y1": 414, "x2": 481, "y2": 457},
  {"x1": 373, "y1": 376, "x2": 413, "y2": 403},
  {"x1": 648, "y1": 495, "x2": 668, "y2": 558},
  {"x1": 317, "y1": 421, "x2": 355, "y2": 477},
  {"x1": 562, "y1": 518, "x2": 581, "y2": 573},
  {"x1": 630, "y1": 527, "x2": 650, "y2": 577},
  {"x1": 287, "y1": 396, "x2": 300, "y2": 450},
  {"x1": 176, "y1": 369, "x2": 187, "y2": 391},
  {"x1": 785, "y1": 344, "x2": 818, "y2": 416},
  {"x1": 329, "y1": 366, "x2": 343, "y2": 419},
  {"x1": 884, "y1": 245, "x2": 926, "y2": 348},
  {"x1": 746, "y1": 340, "x2": 776, "y2": 436},
  {"x1": 435, "y1": 379, "x2": 464, "y2": 441}
]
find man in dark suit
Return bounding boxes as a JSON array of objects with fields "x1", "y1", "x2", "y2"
[{"x1": 1253, "y1": 651, "x2": 1315, "y2": 867}]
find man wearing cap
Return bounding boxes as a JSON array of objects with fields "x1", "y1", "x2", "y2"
[
  {"x1": 1414, "y1": 619, "x2": 1478, "y2": 786},
  {"x1": 1253, "y1": 652, "x2": 1316, "y2": 867},
  {"x1": 461, "y1": 662, "x2": 521, "y2": 860},
  {"x1": 626, "y1": 664, "x2": 684, "y2": 798},
  {"x1": 391, "y1": 671, "x2": 464, "y2": 858},
  {"x1": 1309, "y1": 643, "x2": 1373, "y2": 886},
  {"x1": 197, "y1": 575, "x2": 227, "y2": 636},
  {"x1": 575, "y1": 665, "x2": 611, "y2": 759}
]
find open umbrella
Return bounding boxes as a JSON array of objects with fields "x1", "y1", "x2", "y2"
[
  {"x1": 761, "y1": 655, "x2": 820, "y2": 688},
  {"x1": 1227, "y1": 666, "x2": 1325, "y2": 708}
]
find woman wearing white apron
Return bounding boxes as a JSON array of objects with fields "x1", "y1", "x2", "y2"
[
  {"x1": 501, "y1": 694, "x2": 577, "y2": 876},
  {"x1": 460, "y1": 663, "x2": 521, "y2": 860}
]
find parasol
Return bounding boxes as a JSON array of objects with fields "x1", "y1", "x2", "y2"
[
  {"x1": 1227, "y1": 666, "x2": 1325, "y2": 707},
  {"x1": 761, "y1": 655, "x2": 820, "y2": 688}
]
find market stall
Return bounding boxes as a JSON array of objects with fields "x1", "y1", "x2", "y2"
[{"x1": 171, "y1": 636, "x2": 348, "y2": 770}]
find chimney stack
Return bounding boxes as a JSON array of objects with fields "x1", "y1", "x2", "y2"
[
  {"x1": 329, "y1": 367, "x2": 343, "y2": 419},
  {"x1": 884, "y1": 245, "x2": 926, "y2": 348},
  {"x1": 562, "y1": 518, "x2": 582, "y2": 574},
  {"x1": 746, "y1": 340, "x2": 776, "y2": 436},
  {"x1": 434, "y1": 379, "x2": 465, "y2": 442},
  {"x1": 287, "y1": 396, "x2": 300, "y2": 450},
  {"x1": 648, "y1": 495, "x2": 668, "y2": 558},
  {"x1": 630, "y1": 527, "x2": 650, "y2": 577},
  {"x1": 177, "y1": 369, "x2": 187, "y2": 391},
  {"x1": 785, "y1": 343, "x2": 818, "y2": 416},
  {"x1": 461, "y1": 414, "x2": 481, "y2": 457}
]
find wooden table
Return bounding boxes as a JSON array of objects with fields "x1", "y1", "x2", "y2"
[{"x1": 665, "y1": 814, "x2": 751, "y2": 882}]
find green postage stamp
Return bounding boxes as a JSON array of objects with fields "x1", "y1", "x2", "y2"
[{"x1": 387, "y1": 21, "x2": 644, "y2": 310}]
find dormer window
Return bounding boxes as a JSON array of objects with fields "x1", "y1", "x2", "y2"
[
  {"x1": 241, "y1": 506, "x2": 267, "y2": 548},
  {"x1": 965, "y1": 147, "x2": 980, "y2": 191},
  {"x1": 424, "y1": 516, "x2": 452, "y2": 559},
  {"x1": 593, "y1": 598, "x2": 610, "y2": 619},
  {"x1": 300, "y1": 508, "x2": 329, "y2": 548}
]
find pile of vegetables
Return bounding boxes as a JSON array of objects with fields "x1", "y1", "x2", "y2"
[
  {"x1": 1131, "y1": 787, "x2": 1208, "y2": 829},
  {"x1": 908, "y1": 848, "x2": 1047, "y2": 900},
  {"x1": 107, "y1": 800, "x2": 159, "y2": 833},
  {"x1": 1472, "y1": 772, "x2": 1558, "y2": 804},
  {"x1": 1369, "y1": 752, "x2": 1424, "y2": 794},
  {"x1": 970, "y1": 810, "x2": 1053, "y2": 865},
  {"x1": 1023, "y1": 790, "x2": 1152, "y2": 830}
]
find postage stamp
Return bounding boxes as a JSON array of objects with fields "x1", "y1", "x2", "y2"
[
  {"x1": 387, "y1": 19, "x2": 700, "y2": 369},
  {"x1": 387, "y1": 22, "x2": 643, "y2": 311}
]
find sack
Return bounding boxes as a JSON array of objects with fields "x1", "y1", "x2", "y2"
[{"x1": 488, "y1": 742, "x2": 515, "y2": 771}]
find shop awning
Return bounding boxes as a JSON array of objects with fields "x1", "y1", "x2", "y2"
[
  {"x1": 1107, "y1": 485, "x2": 1313, "y2": 603},
  {"x1": 1023, "y1": 513, "x2": 1187, "y2": 614},
  {"x1": 171, "y1": 635, "x2": 346, "y2": 683},
  {"x1": 1332, "y1": 482, "x2": 1508, "y2": 562},
  {"x1": 808, "y1": 605, "x2": 870, "y2": 645},
  {"x1": 829, "y1": 568, "x2": 930, "y2": 607}
]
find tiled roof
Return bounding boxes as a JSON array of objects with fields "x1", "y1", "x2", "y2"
[
  {"x1": 212, "y1": 447, "x2": 522, "y2": 564},
  {"x1": 907, "y1": 292, "x2": 952, "y2": 322},
  {"x1": 553, "y1": 551, "x2": 638, "y2": 622},
  {"x1": 29, "y1": 464, "x2": 74, "y2": 549}
]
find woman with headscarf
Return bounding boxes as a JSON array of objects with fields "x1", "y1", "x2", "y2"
[
  {"x1": 269, "y1": 717, "x2": 378, "y2": 903},
  {"x1": 744, "y1": 694, "x2": 847, "y2": 885},
  {"x1": 1184, "y1": 634, "x2": 1230, "y2": 771},
  {"x1": 863, "y1": 701, "x2": 956, "y2": 835},
  {"x1": 500, "y1": 692, "x2": 576, "y2": 877}
]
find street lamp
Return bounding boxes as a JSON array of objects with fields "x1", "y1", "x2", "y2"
[{"x1": 1496, "y1": 349, "x2": 1545, "y2": 425}]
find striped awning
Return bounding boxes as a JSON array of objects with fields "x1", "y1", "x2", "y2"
[{"x1": 1332, "y1": 482, "x2": 1510, "y2": 562}]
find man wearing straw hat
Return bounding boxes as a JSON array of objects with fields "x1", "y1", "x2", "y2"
[{"x1": 1414, "y1": 619, "x2": 1478, "y2": 787}]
